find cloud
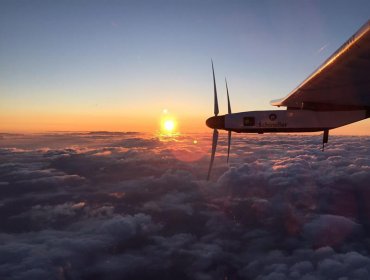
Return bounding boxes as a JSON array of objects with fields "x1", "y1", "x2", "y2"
[
  {"x1": 303, "y1": 214, "x2": 360, "y2": 248},
  {"x1": 0, "y1": 133, "x2": 370, "y2": 279}
]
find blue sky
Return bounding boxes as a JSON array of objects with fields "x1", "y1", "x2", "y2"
[{"x1": 1, "y1": 0, "x2": 369, "y2": 132}]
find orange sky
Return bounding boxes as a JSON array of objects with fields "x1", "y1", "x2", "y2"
[
  {"x1": 1, "y1": 110, "x2": 369, "y2": 135},
  {"x1": 0, "y1": 110, "x2": 205, "y2": 134}
]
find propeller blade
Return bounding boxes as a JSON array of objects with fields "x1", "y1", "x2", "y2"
[
  {"x1": 207, "y1": 129, "x2": 219, "y2": 180},
  {"x1": 227, "y1": 130, "x2": 231, "y2": 163},
  {"x1": 225, "y1": 78, "x2": 231, "y2": 114},
  {"x1": 211, "y1": 60, "x2": 219, "y2": 116}
]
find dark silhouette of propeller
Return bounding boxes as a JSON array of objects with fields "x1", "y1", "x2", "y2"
[
  {"x1": 212, "y1": 61, "x2": 219, "y2": 117},
  {"x1": 225, "y1": 78, "x2": 231, "y2": 163},
  {"x1": 206, "y1": 129, "x2": 218, "y2": 180},
  {"x1": 206, "y1": 61, "x2": 232, "y2": 180},
  {"x1": 206, "y1": 60, "x2": 220, "y2": 181}
]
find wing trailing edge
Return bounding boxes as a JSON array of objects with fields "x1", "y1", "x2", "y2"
[{"x1": 271, "y1": 20, "x2": 370, "y2": 110}]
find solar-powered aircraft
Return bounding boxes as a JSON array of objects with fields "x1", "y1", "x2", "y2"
[{"x1": 206, "y1": 20, "x2": 370, "y2": 180}]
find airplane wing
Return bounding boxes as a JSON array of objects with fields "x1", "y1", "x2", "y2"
[{"x1": 271, "y1": 20, "x2": 370, "y2": 111}]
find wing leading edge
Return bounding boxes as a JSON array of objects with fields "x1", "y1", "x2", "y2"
[{"x1": 271, "y1": 20, "x2": 370, "y2": 111}]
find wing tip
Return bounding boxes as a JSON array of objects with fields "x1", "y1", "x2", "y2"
[
  {"x1": 270, "y1": 98, "x2": 284, "y2": 107},
  {"x1": 269, "y1": 19, "x2": 370, "y2": 109}
]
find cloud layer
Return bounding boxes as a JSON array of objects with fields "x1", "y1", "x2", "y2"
[{"x1": 1, "y1": 132, "x2": 370, "y2": 279}]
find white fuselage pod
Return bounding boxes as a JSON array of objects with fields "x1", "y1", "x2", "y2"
[{"x1": 224, "y1": 110, "x2": 368, "y2": 133}]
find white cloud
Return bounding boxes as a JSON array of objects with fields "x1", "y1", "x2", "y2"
[{"x1": 0, "y1": 133, "x2": 370, "y2": 279}]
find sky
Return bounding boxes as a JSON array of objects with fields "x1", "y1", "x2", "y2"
[
  {"x1": 1, "y1": 132, "x2": 370, "y2": 279},
  {"x1": 2, "y1": 3, "x2": 370, "y2": 277},
  {"x1": 0, "y1": 0, "x2": 370, "y2": 134}
]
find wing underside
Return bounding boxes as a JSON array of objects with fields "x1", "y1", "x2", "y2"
[{"x1": 271, "y1": 20, "x2": 370, "y2": 111}]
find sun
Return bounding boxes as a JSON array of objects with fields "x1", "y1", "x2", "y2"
[
  {"x1": 163, "y1": 119, "x2": 176, "y2": 132},
  {"x1": 159, "y1": 109, "x2": 178, "y2": 136}
]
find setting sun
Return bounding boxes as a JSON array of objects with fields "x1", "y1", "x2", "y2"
[
  {"x1": 160, "y1": 109, "x2": 178, "y2": 135},
  {"x1": 164, "y1": 120, "x2": 175, "y2": 132}
]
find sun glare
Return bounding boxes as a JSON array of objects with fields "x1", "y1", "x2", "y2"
[
  {"x1": 159, "y1": 109, "x2": 178, "y2": 136},
  {"x1": 163, "y1": 119, "x2": 175, "y2": 132}
]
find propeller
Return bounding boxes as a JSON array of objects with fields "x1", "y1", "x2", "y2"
[
  {"x1": 206, "y1": 61, "x2": 233, "y2": 180},
  {"x1": 207, "y1": 129, "x2": 219, "y2": 180},
  {"x1": 212, "y1": 60, "x2": 219, "y2": 116},
  {"x1": 207, "y1": 60, "x2": 220, "y2": 180},
  {"x1": 225, "y1": 78, "x2": 231, "y2": 163},
  {"x1": 227, "y1": 131, "x2": 231, "y2": 163},
  {"x1": 226, "y1": 78, "x2": 231, "y2": 114}
]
